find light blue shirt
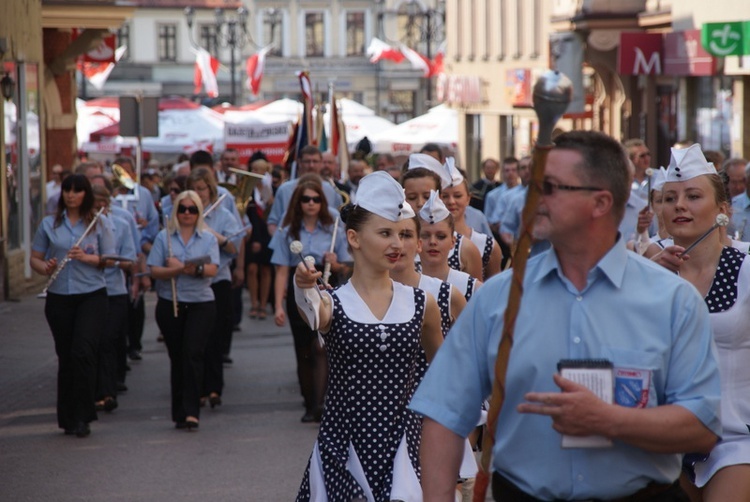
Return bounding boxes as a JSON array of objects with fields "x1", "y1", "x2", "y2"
[
  {"x1": 731, "y1": 192, "x2": 750, "y2": 240},
  {"x1": 483, "y1": 184, "x2": 510, "y2": 224},
  {"x1": 270, "y1": 221, "x2": 351, "y2": 267},
  {"x1": 267, "y1": 178, "x2": 343, "y2": 227},
  {"x1": 104, "y1": 213, "x2": 137, "y2": 296},
  {"x1": 160, "y1": 194, "x2": 173, "y2": 220},
  {"x1": 500, "y1": 186, "x2": 527, "y2": 237},
  {"x1": 619, "y1": 190, "x2": 649, "y2": 243},
  {"x1": 464, "y1": 205, "x2": 492, "y2": 235},
  {"x1": 410, "y1": 237, "x2": 721, "y2": 500},
  {"x1": 203, "y1": 206, "x2": 243, "y2": 283},
  {"x1": 489, "y1": 185, "x2": 523, "y2": 226},
  {"x1": 110, "y1": 204, "x2": 140, "y2": 258},
  {"x1": 32, "y1": 212, "x2": 116, "y2": 295},
  {"x1": 116, "y1": 185, "x2": 159, "y2": 247},
  {"x1": 147, "y1": 227, "x2": 219, "y2": 303}
]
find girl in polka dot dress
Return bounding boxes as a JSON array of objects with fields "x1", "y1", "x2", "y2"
[
  {"x1": 652, "y1": 144, "x2": 750, "y2": 501},
  {"x1": 293, "y1": 172, "x2": 443, "y2": 502}
]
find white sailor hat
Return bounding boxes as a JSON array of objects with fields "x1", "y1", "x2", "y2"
[
  {"x1": 419, "y1": 190, "x2": 451, "y2": 224},
  {"x1": 651, "y1": 167, "x2": 668, "y2": 192},
  {"x1": 356, "y1": 171, "x2": 415, "y2": 222},
  {"x1": 443, "y1": 157, "x2": 464, "y2": 187},
  {"x1": 664, "y1": 143, "x2": 717, "y2": 183},
  {"x1": 408, "y1": 153, "x2": 452, "y2": 190}
]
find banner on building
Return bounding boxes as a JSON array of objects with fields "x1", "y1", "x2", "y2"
[
  {"x1": 701, "y1": 21, "x2": 750, "y2": 57},
  {"x1": 664, "y1": 30, "x2": 717, "y2": 76},
  {"x1": 224, "y1": 121, "x2": 290, "y2": 165},
  {"x1": 618, "y1": 33, "x2": 663, "y2": 75}
]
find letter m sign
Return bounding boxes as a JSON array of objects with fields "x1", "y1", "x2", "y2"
[{"x1": 618, "y1": 33, "x2": 664, "y2": 75}]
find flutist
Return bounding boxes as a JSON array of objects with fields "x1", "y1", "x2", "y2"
[
  {"x1": 30, "y1": 174, "x2": 115, "y2": 438},
  {"x1": 147, "y1": 190, "x2": 219, "y2": 431}
]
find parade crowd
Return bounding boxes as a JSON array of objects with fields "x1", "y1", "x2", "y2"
[{"x1": 33, "y1": 132, "x2": 750, "y2": 502}]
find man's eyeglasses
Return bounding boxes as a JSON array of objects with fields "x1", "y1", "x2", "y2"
[
  {"x1": 177, "y1": 204, "x2": 199, "y2": 215},
  {"x1": 300, "y1": 195, "x2": 322, "y2": 204},
  {"x1": 542, "y1": 180, "x2": 603, "y2": 196}
]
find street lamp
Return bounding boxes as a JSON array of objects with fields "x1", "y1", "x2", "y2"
[{"x1": 184, "y1": 5, "x2": 250, "y2": 104}]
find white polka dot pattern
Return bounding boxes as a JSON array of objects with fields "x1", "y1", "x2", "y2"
[{"x1": 705, "y1": 247, "x2": 742, "y2": 313}]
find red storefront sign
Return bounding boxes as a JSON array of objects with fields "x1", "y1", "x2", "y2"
[
  {"x1": 618, "y1": 33, "x2": 663, "y2": 75},
  {"x1": 506, "y1": 69, "x2": 533, "y2": 107},
  {"x1": 664, "y1": 30, "x2": 717, "y2": 76}
]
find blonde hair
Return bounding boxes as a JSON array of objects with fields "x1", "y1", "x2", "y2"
[{"x1": 169, "y1": 190, "x2": 207, "y2": 233}]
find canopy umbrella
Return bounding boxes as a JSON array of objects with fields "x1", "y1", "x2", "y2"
[{"x1": 369, "y1": 104, "x2": 457, "y2": 155}]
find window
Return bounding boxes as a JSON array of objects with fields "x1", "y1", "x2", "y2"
[
  {"x1": 346, "y1": 12, "x2": 365, "y2": 56},
  {"x1": 158, "y1": 24, "x2": 177, "y2": 62},
  {"x1": 199, "y1": 24, "x2": 218, "y2": 57},
  {"x1": 263, "y1": 9, "x2": 283, "y2": 56},
  {"x1": 305, "y1": 12, "x2": 324, "y2": 57},
  {"x1": 117, "y1": 23, "x2": 130, "y2": 61}
]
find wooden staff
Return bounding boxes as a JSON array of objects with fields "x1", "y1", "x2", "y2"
[
  {"x1": 322, "y1": 217, "x2": 340, "y2": 285},
  {"x1": 473, "y1": 70, "x2": 572, "y2": 501},
  {"x1": 164, "y1": 215, "x2": 178, "y2": 318}
]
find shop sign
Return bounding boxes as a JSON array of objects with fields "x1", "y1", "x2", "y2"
[
  {"x1": 618, "y1": 33, "x2": 663, "y2": 75},
  {"x1": 505, "y1": 69, "x2": 533, "y2": 107},
  {"x1": 435, "y1": 74, "x2": 483, "y2": 106},
  {"x1": 664, "y1": 30, "x2": 717, "y2": 76},
  {"x1": 701, "y1": 21, "x2": 750, "y2": 57}
]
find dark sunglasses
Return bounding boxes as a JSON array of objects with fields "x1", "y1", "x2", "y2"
[
  {"x1": 542, "y1": 180, "x2": 602, "y2": 196},
  {"x1": 300, "y1": 195, "x2": 322, "y2": 204},
  {"x1": 169, "y1": 187, "x2": 181, "y2": 194},
  {"x1": 177, "y1": 204, "x2": 200, "y2": 215}
]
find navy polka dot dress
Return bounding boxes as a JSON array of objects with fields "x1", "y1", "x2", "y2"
[
  {"x1": 447, "y1": 233, "x2": 464, "y2": 271},
  {"x1": 296, "y1": 282, "x2": 426, "y2": 502},
  {"x1": 705, "y1": 246, "x2": 742, "y2": 313}
]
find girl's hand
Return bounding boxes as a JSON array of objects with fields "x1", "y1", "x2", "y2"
[
  {"x1": 67, "y1": 246, "x2": 85, "y2": 261},
  {"x1": 166, "y1": 257, "x2": 184, "y2": 270},
  {"x1": 44, "y1": 258, "x2": 58, "y2": 275},
  {"x1": 323, "y1": 252, "x2": 338, "y2": 269},
  {"x1": 274, "y1": 308, "x2": 286, "y2": 327},
  {"x1": 651, "y1": 245, "x2": 688, "y2": 273},
  {"x1": 295, "y1": 261, "x2": 322, "y2": 289}
]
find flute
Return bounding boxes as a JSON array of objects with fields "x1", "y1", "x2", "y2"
[
  {"x1": 203, "y1": 193, "x2": 228, "y2": 218},
  {"x1": 322, "y1": 217, "x2": 340, "y2": 285},
  {"x1": 164, "y1": 215, "x2": 179, "y2": 317},
  {"x1": 42, "y1": 207, "x2": 106, "y2": 295}
]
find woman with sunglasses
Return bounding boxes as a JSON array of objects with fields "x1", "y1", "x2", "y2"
[
  {"x1": 187, "y1": 167, "x2": 243, "y2": 408},
  {"x1": 148, "y1": 190, "x2": 219, "y2": 431},
  {"x1": 270, "y1": 175, "x2": 350, "y2": 423},
  {"x1": 652, "y1": 145, "x2": 750, "y2": 502},
  {"x1": 294, "y1": 171, "x2": 443, "y2": 501},
  {"x1": 30, "y1": 174, "x2": 116, "y2": 437},
  {"x1": 159, "y1": 173, "x2": 187, "y2": 220}
]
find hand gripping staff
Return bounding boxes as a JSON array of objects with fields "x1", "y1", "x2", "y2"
[
  {"x1": 473, "y1": 70, "x2": 572, "y2": 501},
  {"x1": 42, "y1": 207, "x2": 106, "y2": 295}
]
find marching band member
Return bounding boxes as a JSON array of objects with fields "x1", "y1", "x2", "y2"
[
  {"x1": 30, "y1": 174, "x2": 115, "y2": 437},
  {"x1": 270, "y1": 175, "x2": 350, "y2": 423},
  {"x1": 187, "y1": 167, "x2": 243, "y2": 408},
  {"x1": 294, "y1": 171, "x2": 443, "y2": 501},
  {"x1": 148, "y1": 190, "x2": 219, "y2": 431},
  {"x1": 652, "y1": 144, "x2": 750, "y2": 501}
]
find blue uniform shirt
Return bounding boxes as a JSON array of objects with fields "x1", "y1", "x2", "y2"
[
  {"x1": 203, "y1": 205, "x2": 243, "y2": 283},
  {"x1": 489, "y1": 184, "x2": 523, "y2": 226},
  {"x1": 464, "y1": 205, "x2": 492, "y2": 235},
  {"x1": 267, "y1": 179, "x2": 343, "y2": 227},
  {"x1": 110, "y1": 204, "x2": 141, "y2": 257},
  {"x1": 269, "y1": 221, "x2": 351, "y2": 267},
  {"x1": 32, "y1": 212, "x2": 116, "y2": 295},
  {"x1": 116, "y1": 185, "x2": 159, "y2": 247},
  {"x1": 483, "y1": 184, "x2": 509, "y2": 224},
  {"x1": 147, "y1": 227, "x2": 220, "y2": 303},
  {"x1": 500, "y1": 186, "x2": 528, "y2": 237},
  {"x1": 731, "y1": 192, "x2": 750, "y2": 240},
  {"x1": 104, "y1": 213, "x2": 138, "y2": 296},
  {"x1": 410, "y1": 237, "x2": 721, "y2": 500}
]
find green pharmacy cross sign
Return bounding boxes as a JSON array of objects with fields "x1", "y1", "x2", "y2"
[{"x1": 701, "y1": 21, "x2": 750, "y2": 56}]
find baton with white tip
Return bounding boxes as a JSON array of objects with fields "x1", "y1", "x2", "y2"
[{"x1": 679, "y1": 214, "x2": 730, "y2": 258}]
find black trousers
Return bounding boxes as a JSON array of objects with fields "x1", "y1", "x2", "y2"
[
  {"x1": 127, "y1": 292, "x2": 145, "y2": 352},
  {"x1": 45, "y1": 288, "x2": 108, "y2": 430},
  {"x1": 155, "y1": 298, "x2": 215, "y2": 423},
  {"x1": 98, "y1": 294, "x2": 128, "y2": 399},
  {"x1": 204, "y1": 280, "x2": 231, "y2": 396}
]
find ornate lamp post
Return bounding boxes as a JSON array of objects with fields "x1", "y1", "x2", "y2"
[{"x1": 184, "y1": 5, "x2": 250, "y2": 104}]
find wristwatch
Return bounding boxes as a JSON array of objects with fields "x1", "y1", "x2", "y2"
[{"x1": 195, "y1": 264, "x2": 204, "y2": 277}]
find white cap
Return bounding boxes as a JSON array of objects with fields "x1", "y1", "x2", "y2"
[
  {"x1": 664, "y1": 143, "x2": 717, "y2": 183},
  {"x1": 443, "y1": 157, "x2": 464, "y2": 187},
  {"x1": 356, "y1": 171, "x2": 415, "y2": 222},
  {"x1": 408, "y1": 153, "x2": 451, "y2": 190},
  {"x1": 419, "y1": 190, "x2": 450, "y2": 224},
  {"x1": 651, "y1": 167, "x2": 668, "y2": 192}
]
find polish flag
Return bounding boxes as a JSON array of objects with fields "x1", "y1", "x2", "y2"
[
  {"x1": 79, "y1": 46, "x2": 127, "y2": 90},
  {"x1": 246, "y1": 45, "x2": 272, "y2": 96},
  {"x1": 366, "y1": 37, "x2": 405, "y2": 64},
  {"x1": 399, "y1": 44, "x2": 432, "y2": 77},
  {"x1": 431, "y1": 42, "x2": 446, "y2": 77},
  {"x1": 193, "y1": 48, "x2": 219, "y2": 98}
]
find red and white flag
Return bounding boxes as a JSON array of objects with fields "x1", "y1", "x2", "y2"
[
  {"x1": 79, "y1": 45, "x2": 127, "y2": 90},
  {"x1": 366, "y1": 37, "x2": 405, "y2": 64},
  {"x1": 399, "y1": 44, "x2": 432, "y2": 77},
  {"x1": 245, "y1": 45, "x2": 272, "y2": 96},
  {"x1": 431, "y1": 42, "x2": 446, "y2": 77},
  {"x1": 193, "y1": 48, "x2": 219, "y2": 98}
]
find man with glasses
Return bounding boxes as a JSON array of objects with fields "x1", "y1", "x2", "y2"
[{"x1": 411, "y1": 131, "x2": 721, "y2": 502}]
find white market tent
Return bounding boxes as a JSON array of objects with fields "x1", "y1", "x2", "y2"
[
  {"x1": 369, "y1": 104, "x2": 458, "y2": 155},
  {"x1": 324, "y1": 98, "x2": 395, "y2": 151}
]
